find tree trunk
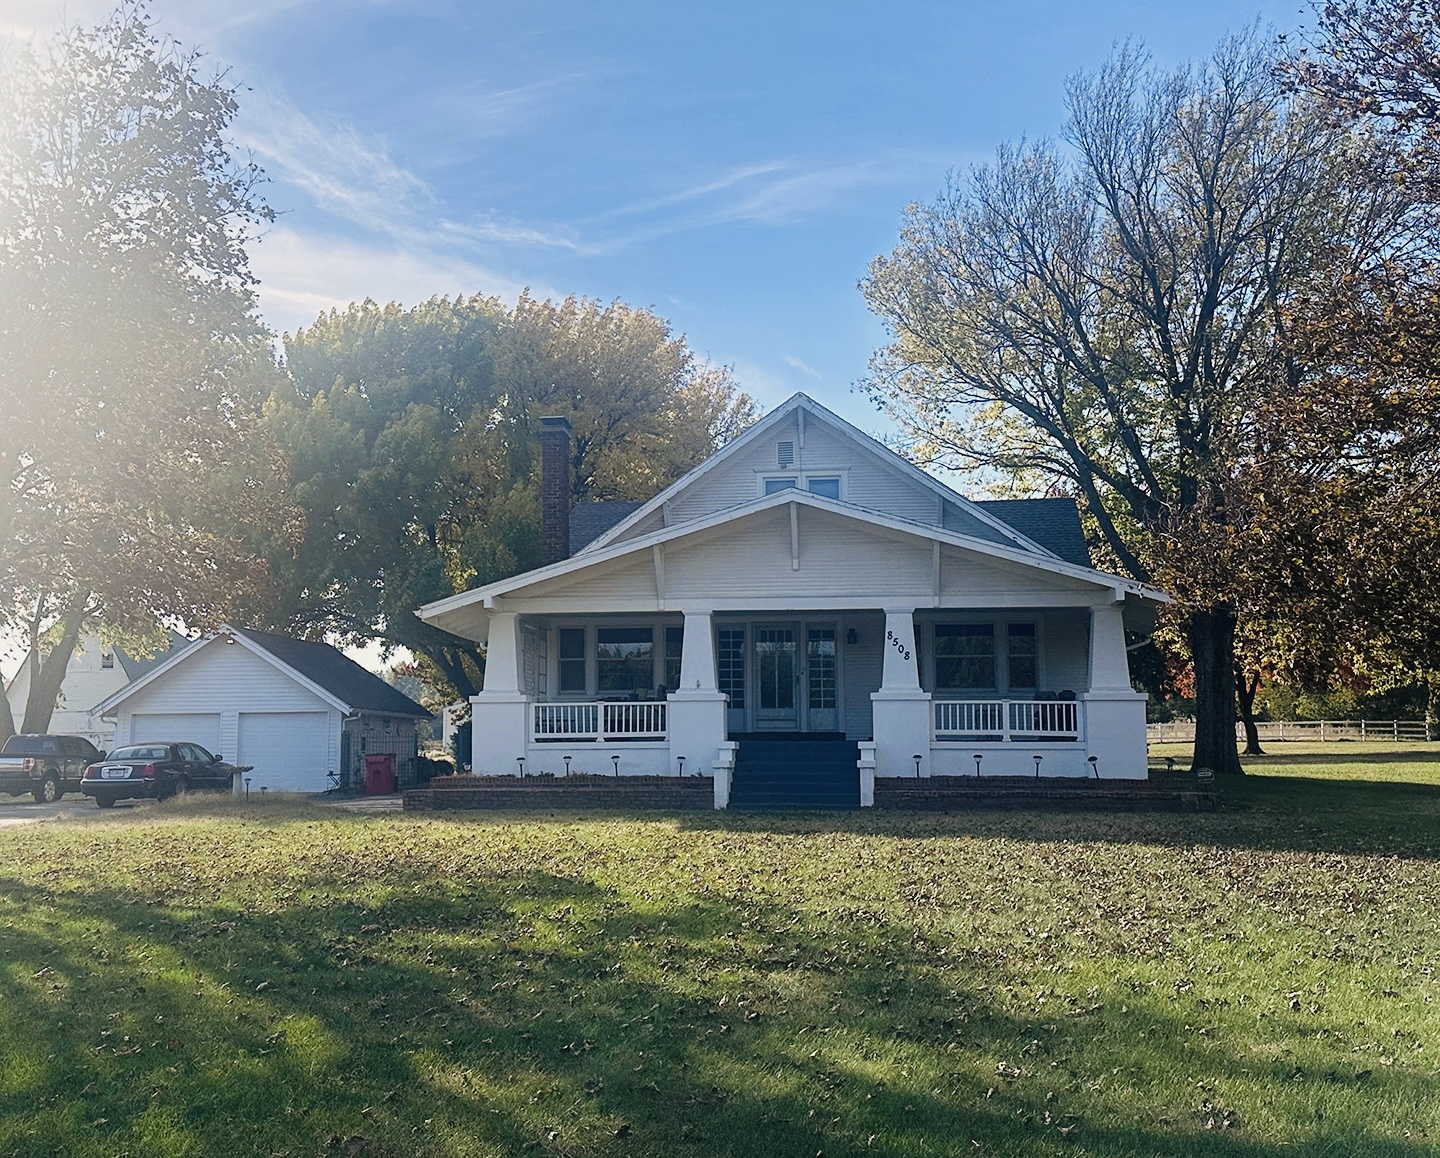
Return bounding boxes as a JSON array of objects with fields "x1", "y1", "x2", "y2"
[
  {"x1": 1427, "y1": 672, "x2": 1440, "y2": 743},
  {"x1": 1190, "y1": 605, "x2": 1245, "y2": 776},
  {"x1": 1235, "y1": 666, "x2": 1265, "y2": 756},
  {"x1": 20, "y1": 595, "x2": 88, "y2": 734}
]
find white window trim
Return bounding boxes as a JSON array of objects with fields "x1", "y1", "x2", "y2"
[
  {"x1": 756, "y1": 470, "x2": 848, "y2": 500},
  {"x1": 547, "y1": 619, "x2": 683, "y2": 700}
]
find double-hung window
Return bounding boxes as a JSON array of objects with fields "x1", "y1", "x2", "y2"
[
  {"x1": 934, "y1": 624, "x2": 996, "y2": 690},
  {"x1": 558, "y1": 628, "x2": 587, "y2": 694},
  {"x1": 1007, "y1": 623, "x2": 1038, "y2": 691},
  {"x1": 596, "y1": 627, "x2": 654, "y2": 695}
]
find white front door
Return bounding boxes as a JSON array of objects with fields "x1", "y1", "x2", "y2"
[{"x1": 754, "y1": 625, "x2": 799, "y2": 730}]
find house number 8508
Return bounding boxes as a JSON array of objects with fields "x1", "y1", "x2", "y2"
[{"x1": 885, "y1": 629, "x2": 911, "y2": 661}]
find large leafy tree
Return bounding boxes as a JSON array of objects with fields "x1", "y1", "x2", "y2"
[
  {"x1": 0, "y1": 4, "x2": 290, "y2": 741},
  {"x1": 268, "y1": 292, "x2": 755, "y2": 699},
  {"x1": 862, "y1": 31, "x2": 1416, "y2": 775}
]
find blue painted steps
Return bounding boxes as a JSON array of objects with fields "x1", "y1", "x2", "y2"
[{"x1": 729, "y1": 737, "x2": 861, "y2": 809}]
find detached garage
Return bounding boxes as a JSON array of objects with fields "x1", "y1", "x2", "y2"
[{"x1": 91, "y1": 625, "x2": 429, "y2": 794}]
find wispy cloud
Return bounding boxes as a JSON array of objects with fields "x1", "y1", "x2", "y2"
[
  {"x1": 249, "y1": 225, "x2": 546, "y2": 336},
  {"x1": 782, "y1": 354, "x2": 823, "y2": 381}
]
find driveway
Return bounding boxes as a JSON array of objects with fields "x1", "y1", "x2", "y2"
[{"x1": 0, "y1": 794, "x2": 157, "y2": 826}]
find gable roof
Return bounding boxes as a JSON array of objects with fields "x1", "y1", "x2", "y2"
[
  {"x1": 91, "y1": 625, "x2": 429, "y2": 719},
  {"x1": 419, "y1": 486, "x2": 1166, "y2": 640},
  {"x1": 231, "y1": 628, "x2": 430, "y2": 717},
  {"x1": 579, "y1": 392, "x2": 1061, "y2": 562},
  {"x1": 974, "y1": 499, "x2": 1092, "y2": 568}
]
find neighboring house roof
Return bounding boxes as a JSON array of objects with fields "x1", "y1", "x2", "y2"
[
  {"x1": 570, "y1": 501, "x2": 646, "y2": 551},
  {"x1": 115, "y1": 630, "x2": 193, "y2": 680},
  {"x1": 974, "y1": 499, "x2": 1092, "y2": 568},
  {"x1": 91, "y1": 625, "x2": 430, "y2": 719}
]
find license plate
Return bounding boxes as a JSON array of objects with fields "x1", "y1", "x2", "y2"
[{"x1": 101, "y1": 766, "x2": 132, "y2": 779}]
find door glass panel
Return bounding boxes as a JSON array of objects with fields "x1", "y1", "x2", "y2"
[
  {"x1": 756, "y1": 628, "x2": 796, "y2": 710},
  {"x1": 807, "y1": 629, "x2": 836, "y2": 709},
  {"x1": 717, "y1": 629, "x2": 745, "y2": 707}
]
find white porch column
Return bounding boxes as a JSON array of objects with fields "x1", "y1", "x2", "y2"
[
  {"x1": 1082, "y1": 602, "x2": 1149, "y2": 779},
  {"x1": 871, "y1": 608, "x2": 931, "y2": 778},
  {"x1": 471, "y1": 611, "x2": 529, "y2": 775},
  {"x1": 668, "y1": 610, "x2": 728, "y2": 800}
]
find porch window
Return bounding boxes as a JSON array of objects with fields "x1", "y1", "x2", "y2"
[
  {"x1": 935, "y1": 624, "x2": 995, "y2": 690},
  {"x1": 717, "y1": 628, "x2": 745, "y2": 708},
  {"x1": 558, "y1": 628, "x2": 586, "y2": 693},
  {"x1": 1007, "y1": 623, "x2": 1038, "y2": 690},
  {"x1": 664, "y1": 626, "x2": 683, "y2": 691},
  {"x1": 597, "y1": 627, "x2": 654, "y2": 694}
]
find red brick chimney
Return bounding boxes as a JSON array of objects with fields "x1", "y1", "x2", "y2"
[{"x1": 539, "y1": 415, "x2": 572, "y2": 564}]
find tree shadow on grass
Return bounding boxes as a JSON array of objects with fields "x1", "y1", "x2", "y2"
[{"x1": 0, "y1": 861, "x2": 1434, "y2": 1158}]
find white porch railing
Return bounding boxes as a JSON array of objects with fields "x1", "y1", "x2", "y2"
[
  {"x1": 533, "y1": 701, "x2": 668, "y2": 742},
  {"x1": 933, "y1": 699, "x2": 1080, "y2": 741}
]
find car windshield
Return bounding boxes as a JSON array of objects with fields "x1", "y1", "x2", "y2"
[{"x1": 107, "y1": 745, "x2": 168, "y2": 761}]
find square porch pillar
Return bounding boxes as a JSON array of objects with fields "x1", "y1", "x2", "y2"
[
  {"x1": 667, "y1": 610, "x2": 729, "y2": 803},
  {"x1": 871, "y1": 608, "x2": 931, "y2": 778},
  {"x1": 1082, "y1": 603, "x2": 1148, "y2": 779},
  {"x1": 471, "y1": 610, "x2": 529, "y2": 776}
]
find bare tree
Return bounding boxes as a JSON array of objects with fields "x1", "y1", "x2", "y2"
[{"x1": 863, "y1": 31, "x2": 1411, "y2": 775}]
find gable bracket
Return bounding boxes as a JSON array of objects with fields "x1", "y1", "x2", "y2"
[
  {"x1": 790, "y1": 502, "x2": 800, "y2": 571},
  {"x1": 652, "y1": 544, "x2": 666, "y2": 606}
]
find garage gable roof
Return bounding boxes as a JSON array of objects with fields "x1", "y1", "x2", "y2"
[{"x1": 91, "y1": 626, "x2": 429, "y2": 719}]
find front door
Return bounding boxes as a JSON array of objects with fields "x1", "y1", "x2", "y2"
[{"x1": 754, "y1": 625, "x2": 799, "y2": 730}]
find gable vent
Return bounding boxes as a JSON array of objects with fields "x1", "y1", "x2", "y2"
[{"x1": 776, "y1": 440, "x2": 796, "y2": 467}]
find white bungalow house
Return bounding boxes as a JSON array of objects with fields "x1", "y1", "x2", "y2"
[{"x1": 418, "y1": 393, "x2": 1166, "y2": 808}]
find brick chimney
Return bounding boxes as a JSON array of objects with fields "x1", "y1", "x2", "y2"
[{"x1": 539, "y1": 415, "x2": 572, "y2": 564}]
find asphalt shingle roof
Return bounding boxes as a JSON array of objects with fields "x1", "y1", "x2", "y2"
[
  {"x1": 569, "y1": 501, "x2": 646, "y2": 551},
  {"x1": 974, "y1": 498, "x2": 1093, "y2": 568},
  {"x1": 233, "y1": 628, "x2": 430, "y2": 717}
]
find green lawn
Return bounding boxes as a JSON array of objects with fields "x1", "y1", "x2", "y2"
[{"x1": 1, "y1": 748, "x2": 1438, "y2": 1157}]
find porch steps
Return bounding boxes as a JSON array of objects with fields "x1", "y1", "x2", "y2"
[{"x1": 729, "y1": 738, "x2": 861, "y2": 810}]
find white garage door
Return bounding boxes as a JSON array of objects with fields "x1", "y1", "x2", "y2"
[
  {"x1": 131, "y1": 713, "x2": 222, "y2": 755},
  {"x1": 238, "y1": 712, "x2": 331, "y2": 793}
]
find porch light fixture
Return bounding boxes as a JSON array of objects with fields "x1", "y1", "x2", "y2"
[
  {"x1": 972, "y1": 753, "x2": 983, "y2": 777},
  {"x1": 846, "y1": 628, "x2": 858, "y2": 645},
  {"x1": 563, "y1": 755, "x2": 572, "y2": 777},
  {"x1": 611, "y1": 754, "x2": 620, "y2": 777},
  {"x1": 912, "y1": 753, "x2": 923, "y2": 778},
  {"x1": 516, "y1": 756, "x2": 525, "y2": 777},
  {"x1": 1032, "y1": 754, "x2": 1043, "y2": 779},
  {"x1": 1088, "y1": 755, "x2": 1099, "y2": 779},
  {"x1": 677, "y1": 755, "x2": 687, "y2": 777}
]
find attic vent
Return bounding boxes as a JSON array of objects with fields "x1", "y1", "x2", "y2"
[{"x1": 776, "y1": 440, "x2": 796, "y2": 467}]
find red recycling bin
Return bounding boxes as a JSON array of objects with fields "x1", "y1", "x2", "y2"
[{"x1": 364, "y1": 753, "x2": 397, "y2": 795}]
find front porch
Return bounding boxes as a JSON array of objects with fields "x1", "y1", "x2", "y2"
[{"x1": 468, "y1": 601, "x2": 1148, "y2": 807}]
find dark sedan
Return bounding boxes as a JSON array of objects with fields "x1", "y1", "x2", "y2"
[{"x1": 80, "y1": 742, "x2": 250, "y2": 807}]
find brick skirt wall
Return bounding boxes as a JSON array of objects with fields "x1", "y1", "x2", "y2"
[
  {"x1": 405, "y1": 774, "x2": 714, "y2": 811},
  {"x1": 874, "y1": 775, "x2": 1216, "y2": 812}
]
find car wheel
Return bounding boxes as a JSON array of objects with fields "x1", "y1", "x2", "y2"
[
  {"x1": 170, "y1": 777, "x2": 191, "y2": 799},
  {"x1": 95, "y1": 795, "x2": 116, "y2": 809},
  {"x1": 33, "y1": 774, "x2": 61, "y2": 804}
]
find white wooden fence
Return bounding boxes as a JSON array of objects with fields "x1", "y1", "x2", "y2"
[
  {"x1": 1147, "y1": 719, "x2": 1429, "y2": 743},
  {"x1": 533, "y1": 701, "x2": 668, "y2": 742},
  {"x1": 934, "y1": 699, "x2": 1080, "y2": 741}
]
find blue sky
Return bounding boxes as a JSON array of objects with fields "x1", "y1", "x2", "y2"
[{"x1": 5, "y1": 0, "x2": 1307, "y2": 432}]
